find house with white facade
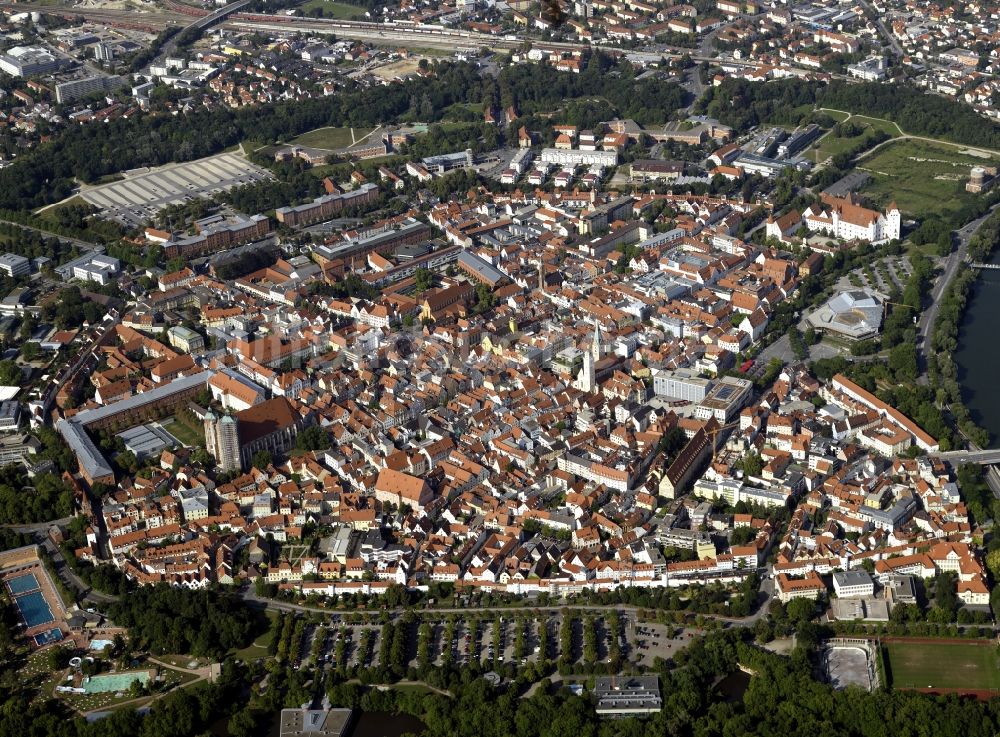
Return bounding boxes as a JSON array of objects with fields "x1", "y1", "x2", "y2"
[{"x1": 802, "y1": 193, "x2": 900, "y2": 244}]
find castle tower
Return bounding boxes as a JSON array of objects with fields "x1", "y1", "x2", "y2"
[{"x1": 886, "y1": 201, "x2": 901, "y2": 241}]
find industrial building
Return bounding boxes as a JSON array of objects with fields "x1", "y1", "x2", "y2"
[
  {"x1": 593, "y1": 676, "x2": 662, "y2": 717},
  {"x1": 0, "y1": 46, "x2": 63, "y2": 77}
]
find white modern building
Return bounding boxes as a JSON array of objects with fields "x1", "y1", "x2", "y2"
[
  {"x1": 832, "y1": 570, "x2": 875, "y2": 598},
  {"x1": 0, "y1": 46, "x2": 62, "y2": 77},
  {"x1": 71, "y1": 254, "x2": 121, "y2": 285},
  {"x1": 0, "y1": 253, "x2": 31, "y2": 278},
  {"x1": 653, "y1": 368, "x2": 713, "y2": 402},
  {"x1": 540, "y1": 147, "x2": 618, "y2": 168}
]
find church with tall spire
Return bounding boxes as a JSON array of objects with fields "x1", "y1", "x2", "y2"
[
  {"x1": 591, "y1": 322, "x2": 603, "y2": 362},
  {"x1": 576, "y1": 322, "x2": 604, "y2": 394}
]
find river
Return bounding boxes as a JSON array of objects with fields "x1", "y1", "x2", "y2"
[{"x1": 954, "y1": 258, "x2": 1000, "y2": 444}]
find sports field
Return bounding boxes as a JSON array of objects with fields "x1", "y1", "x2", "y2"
[
  {"x1": 886, "y1": 642, "x2": 1000, "y2": 690},
  {"x1": 289, "y1": 127, "x2": 375, "y2": 151},
  {"x1": 858, "y1": 139, "x2": 996, "y2": 219}
]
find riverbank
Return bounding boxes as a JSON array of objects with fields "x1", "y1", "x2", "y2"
[{"x1": 945, "y1": 211, "x2": 1000, "y2": 444}]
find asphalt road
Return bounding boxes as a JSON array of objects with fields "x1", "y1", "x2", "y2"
[{"x1": 857, "y1": 0, "x2": 903, "y2": 57}]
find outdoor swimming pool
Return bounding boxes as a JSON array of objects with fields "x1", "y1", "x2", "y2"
[
  {"x1": 13, "y1": 590, "x2": 54, "y2": 628},
  {"x1": 6, "y1": 573, "x2": 40, "y2": 595},
  {"x1": 90, "y1": 639, "x2": 114, "y2": 651},
  {"x1": 34, "y1": 628, "x2": 63, "y2": 646},
  {"x1": 81, "y1": 671, "x2": 151, "y2": 694}
]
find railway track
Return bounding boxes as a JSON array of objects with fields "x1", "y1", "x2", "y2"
[{"x1": 0, "y1": 1, "x2": 700, "y2": 61}]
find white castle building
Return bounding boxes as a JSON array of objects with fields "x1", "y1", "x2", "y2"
[{"x1": 802, "y1": 193, "x2": 900, "y2": 244}]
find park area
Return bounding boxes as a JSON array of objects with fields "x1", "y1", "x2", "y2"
[
  {"x1": 288, "y1": 126, "x2": 375, "y2": 151},
  {"x1": 856, "y1": 139, "x2": 997, "y2": 220},
  {"x1": 885, "y1": 641, "x2": 1000, "y2": 691}
]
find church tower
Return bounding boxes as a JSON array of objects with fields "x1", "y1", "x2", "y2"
[
  {"x1": 204, "y1": 409, "x2": 219, "y2": 463},
  {"x1": 578, "y1": 349, "x2": 596, "y2": 393},
  {"x1": 217, "y1": 414, "x2": 242, "y2": 474},
  {"x1": 591, "y1": 322, "x2": 603, "y2": 362},
  {"x1": 204, "y1": 409, "x2": 242, "y2": 474}
]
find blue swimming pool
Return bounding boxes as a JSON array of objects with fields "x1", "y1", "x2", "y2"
[
  {"x1": 34, "y1": 628, "x2": 63, "y2": 646},
  {"x1": 7, "y1": 573, "x2": 40, "y2": 595},
  {"x1": 14, "y1": 590, "x2": 55, "y2": 628},
  {"x1": 82, "y1": 671, "x2": 150, "y2": 694}
]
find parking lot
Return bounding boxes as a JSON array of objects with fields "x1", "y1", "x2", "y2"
[
  {"x1": 80, "y1": 151, "x2": 272, "y2": 227},
  {"x1": 254, "y1": 611, "x2": 701, "y2": 674}
]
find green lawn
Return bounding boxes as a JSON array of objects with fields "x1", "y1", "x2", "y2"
[
  {"x1": 288, "y1": 126, "x2": 375, "y2": 151},
  {"x1": 298, "y1": 0, "x2": 365, "y2": 19},
  {"x1": 821, "y1": 109, "x2": 851, "y2": 122},
  {"x1": 813, "y1": 130, "x2": 880, "y2": 161},
  {"x1": 886, "y1": 642, "x2": 1000, "y2": 690},
  {"x1": 232, "y1": 611, "x2": 277, "y2": 662},
  {"x1": 857, "y1": 139, "x2": 994, "y2": 219},
  {"x1": 35, "y1": 194, "x2": 89, "y2": 220},
  {"x1": 851, "y1": 115, "x2": 903, "y2": 137},
  {"x1": 160, "y1": 416, "x2": 203, "y2": 448}
]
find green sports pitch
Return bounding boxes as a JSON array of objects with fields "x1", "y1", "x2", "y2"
[{"x1": 885, "y1": 642, "x2": 1000, "y2": 690}]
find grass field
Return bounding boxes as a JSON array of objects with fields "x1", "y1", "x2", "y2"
[
  {"x1": 161, "y1": 416, "x2": 203, "y2": 448},
  {"x1": 813, "y1": 129, "x2": 882, "y2": 161},
  {"x1": 232, "y1": 611, "x2": 277, "y2": 662},
  {"x1": 298, "y1": 0, "x2": 365, "y2": 19},
  {"x1": 289, "y1": 126, "x2": 375, "y2": 151},
  {"x1": 886, "y1": 642, "x2": 1000, "y2": 690},
  {"x1": 822, "y1": 109, "x2": 851, "y2": 122},
  {"x1": 852, "y1": 115, "x2": 903, "y2": 137},
  {"x1": 857, "y1": 139, "x2": 994, "y2": 219}
]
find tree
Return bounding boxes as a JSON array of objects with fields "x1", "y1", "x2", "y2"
[
  {"x1": 740, "y1": 453, "x2": 763, "y2": 477},
  {"x1": 0, "y1": 360, "x2": 21, "y2": 385},
  {"x1": 294, "y1": 426, "x2": 331, "y2": 452},
  {"x1": 228, "y1": 709, "x2": 257, "y2": 737},
  {"x1": 413, "y1": 268, "x2": 435, "y2": 294},
  {"x1": 46, "y1": 645, "x2": 71, "y2": 671},
  {"x1": 785, "y1": 596, "x2": 817, "y2": 622},
  {"x1": 986, "y1": 549, "x2": 1000, "y2": 579},
  {"x1": 21, "y1": 342, "x2": 40, "y2": 362},
  {"x1": 251, "y1": 450, "x2": 273, "y2": 469}
]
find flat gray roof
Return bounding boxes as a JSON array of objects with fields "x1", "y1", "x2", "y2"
[
  {"x1": 57, "y1": 418, "x2": 114, "y2": 480},
  {"x1": 72, "y1": 371, "x2": 211, "y2": 428},
  {"x1": 457, "y1": 249, "x2": 505, "y2": 285}
]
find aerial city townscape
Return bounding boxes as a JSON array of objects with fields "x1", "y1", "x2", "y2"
[{"x1": 5, "y1": 0, "x2": 1000, "y2": 734}]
